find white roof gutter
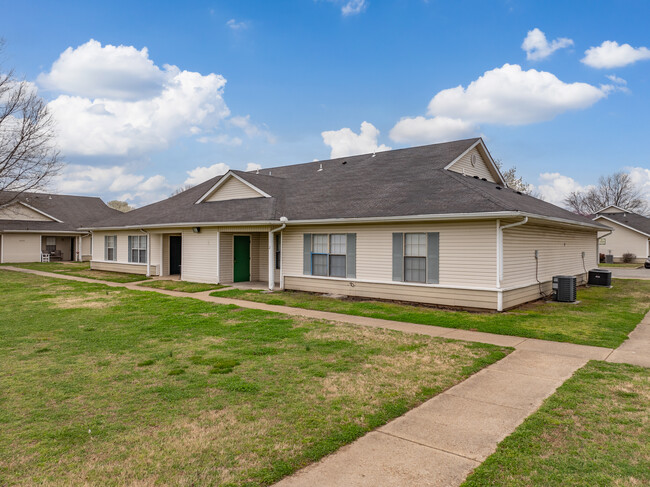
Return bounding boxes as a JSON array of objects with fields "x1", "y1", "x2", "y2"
[{"x1": 81, "y1": 211, "x2": 607, "y2": 232}]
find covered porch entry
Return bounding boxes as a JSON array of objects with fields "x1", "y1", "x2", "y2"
[
  {"x1": 41, "y1": 235, "x2": 84, "y2": 262},
  {"x1": 218, "y1": 231, "x2": 281, "y2": 288}
]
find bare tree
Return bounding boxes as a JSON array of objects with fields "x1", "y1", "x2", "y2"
[
  {"x1": 170, "y1": 184, "x2": 193, "y2": 196},
  {"x1": 565, "y1": 172, "x2": 648, "y2": 216},
  {"x1": 0, "y1": 40, "x2": 61, "y2": 205},
  {"x1": 107, "y1": 200, "x2": 134, "y2": 212},
  {"x1": 494, "y1": 160, "x2": 537, "y2": 196}
]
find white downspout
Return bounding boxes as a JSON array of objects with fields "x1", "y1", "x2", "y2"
[
  {"x1": 268, "y1": 217, "x2": 288, "y2": 290},
  {"x1": 497, "y1": 217, "x2": 529, "y2": 311}
]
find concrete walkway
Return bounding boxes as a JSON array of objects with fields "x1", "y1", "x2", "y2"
[
  {"x1": 2, "y1": 266, "x2": 647, "y2": 486},
  {"x1": 609, "y1": 267, "x2": 650, "y2": 280}
]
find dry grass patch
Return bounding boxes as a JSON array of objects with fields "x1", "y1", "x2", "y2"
[{"x1": 1, "y1": 270, "x2": 508, "y2": 486}]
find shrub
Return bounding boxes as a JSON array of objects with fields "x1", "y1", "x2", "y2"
[
  {"x1": 622, "y1": 253, "x2": 636, "y2": 263},
  {"x1": 599, "y1": 253, "x2": 606, "y2": 263}
]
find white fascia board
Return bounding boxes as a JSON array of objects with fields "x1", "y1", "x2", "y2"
[
  {"x1": 0, "y1": 229, "x2": 83, "y2": 234},
  {"x1": 593, "y1": 215, "x2": 650, "y2": 238},
  {"x1": 82, "y1": 211, "x2": 607, "y2": 232},
  {"x1": 194, "y1": 171, "x2": 271, "y2": 204},
  {"x1": 443, "y1": 138, "x2": 507, "y2": 187},
  {"x1": 594, "y1": 204, "x2": 628, "y2": 214}
]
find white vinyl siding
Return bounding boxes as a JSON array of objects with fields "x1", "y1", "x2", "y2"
[
  {"x1": 447, "y1": 147, "x2": 496, "y2": 182},
  {"x1": 596, "y1": 219, "x2": 649, "y2": 261},
  {"x1": 502, "y1": 222, "x2": 597, "y2": 288},
  {"x1": 1, "y1": 233, "x2": 41, "y2": 262},
  {"x1": 0, "y1": 203, "x2": 53, "y2": 221},
  {"x1": 180, "y1": 228, "x2": 219, "y2": 283},
  {"x1": 204, "y1": 176, "x2": 265, "y2": 202},
  {"x1": 285, "y1": 221, "x2": 497, "y2": 288}
]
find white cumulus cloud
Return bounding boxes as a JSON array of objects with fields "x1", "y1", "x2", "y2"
[
  {"x1": 582, "y1": 40, "x2": 650, "y2": 69},
  {"x1": 389, "y1": 116, "x2": 477, "y2": 145},
  {"x1": 226, "y1": 19, "x2": 248, "y2": 30},
  {"x1": 534, "y1": 172, "x2": 593, "y2": 207},
  {"x1": 522, "y1": 28, "x2": 573, "y2": 61},
  {"x1": 428, "y1": 64, "x2": 609, "y2": 125},
  {"x1": 322, "y1": 121, "x2": 391, "y2": 159},
  {"x1": 388, "y1": 64, "x2": 609, "y2": 145},
  {"x1": 54, "y1": 164, "x2": 170, "y2": 206},
  {"x1": 38, "y1": 39, "x2": 165, "y2": 100},
  {"x1": 184, "y1": 162, "x2": 231, "y2": 186},
  {"x1": 342, "y1": 0, "x2": 367, "y2": 16},
  {"x1": 41, "y1": 40, "x2": 231, "y2": 156},
  {"x1": 626, "y1": 166, "x2": 650, "y2": 202},
  {"x1": 246, "y1": 163, "x2": 263, "y2": 172}
]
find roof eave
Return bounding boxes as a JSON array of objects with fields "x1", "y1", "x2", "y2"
[{"x1": 82, "y1": 211, "x2": 607, "y2": 231}]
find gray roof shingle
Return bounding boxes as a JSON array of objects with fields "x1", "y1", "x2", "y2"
[
  {"x1": 0, "y1": 191, "x2": 119, "y2": 232},
  {"x1": 84, "y1": 138, "x2": 607, "y2": 230},
  {"x1": 596, "y1": 211, "x2": 650, "y2": 236}
]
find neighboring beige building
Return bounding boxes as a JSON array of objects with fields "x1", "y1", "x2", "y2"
[
  {"x1": 0, "y1": 192, "x2": 118, "y2": 263},
  {"x1": 593, "y1": 206, "x2": 650, "y2": 263},
  {"x1": 86, "y1": 138, "x2": 607, "y2": 311}
]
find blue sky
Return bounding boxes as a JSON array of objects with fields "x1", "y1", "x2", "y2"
[{"x1": 2, "y1": 0, "x2": 649, "y2": 206}]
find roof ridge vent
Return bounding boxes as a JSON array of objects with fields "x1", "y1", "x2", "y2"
[{"x1": 317, "y1": 163, "x2": 323, "y2": 172}]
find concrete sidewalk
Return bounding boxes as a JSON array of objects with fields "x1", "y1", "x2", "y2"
[
  {"x1": 275, "y1": 349, "x2": 591, "y2": 487},
  {"x1": 2, "y1": 266, "x2": 646, "y2": 487}
]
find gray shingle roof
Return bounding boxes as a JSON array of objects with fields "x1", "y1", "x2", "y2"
[
  {"x1": 596, "y1": 211, "x2": 650, "y2": 236},
  {"x1": 85, "y1": 138, "x2": 606, "y2": 230},
  {"x1": 0, "y1": 191, "x2": 119, "y2": 232}
]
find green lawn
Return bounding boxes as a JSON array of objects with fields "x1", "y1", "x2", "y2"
[
  {"x1": 0, "y1": 270, "x2": 508, "y2": 486},
  {"x1": 463, "y1": 361, "x2": 650, "y2": 487},
  {"x1": 211, "y1": 280, "x2": 650, "y2": 348},
  {"x1": 1, "y1": 261, "x2": 150, "y2": 283},
  {"x1": 138, "y1": 279, "x2": 226, "y2": 293}
]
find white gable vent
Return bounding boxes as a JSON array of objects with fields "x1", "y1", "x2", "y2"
[{"x1": 470, "y1": 154, "x2": 477, "y2": 167}]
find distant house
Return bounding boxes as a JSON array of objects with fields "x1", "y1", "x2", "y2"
[
  {"x1": 0, "y1": 192, "x2": 118, "y2": 263},
  {"x1": 593, "y1": 205, "x2": 650, "y2": 263},
  {"x1": 85, "y1": 138, "x2": 608, "y2": 311}
]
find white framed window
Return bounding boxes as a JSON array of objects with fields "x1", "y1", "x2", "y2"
[
  {"x1": 404, "y1": 233, "x2": 426, "y2": 283},
  {"x1": 105, "y1": 235, "x2": 117, "y2": 261},
  {"x1": 311, "y1": 233, "x2": 347, "y2": 277},
  {"x1": 128, "y1": 235, "x2": 147, "y2": 263}
]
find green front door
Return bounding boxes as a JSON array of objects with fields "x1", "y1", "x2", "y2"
[{"x1": 233, "y1": 236, "x2": 251, "y2": 282}]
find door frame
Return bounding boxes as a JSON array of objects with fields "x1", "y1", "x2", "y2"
[{"x1": 233, "y1": 234, "x2": 252, "y2": 282}]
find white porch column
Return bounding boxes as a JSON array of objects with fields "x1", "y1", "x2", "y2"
[
  {"x1": 268, "y1": 231, "x2": 274, "y2": 291},
  {"x1": 0, "y1": 234, "x2": 4, "y2": 264}
]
